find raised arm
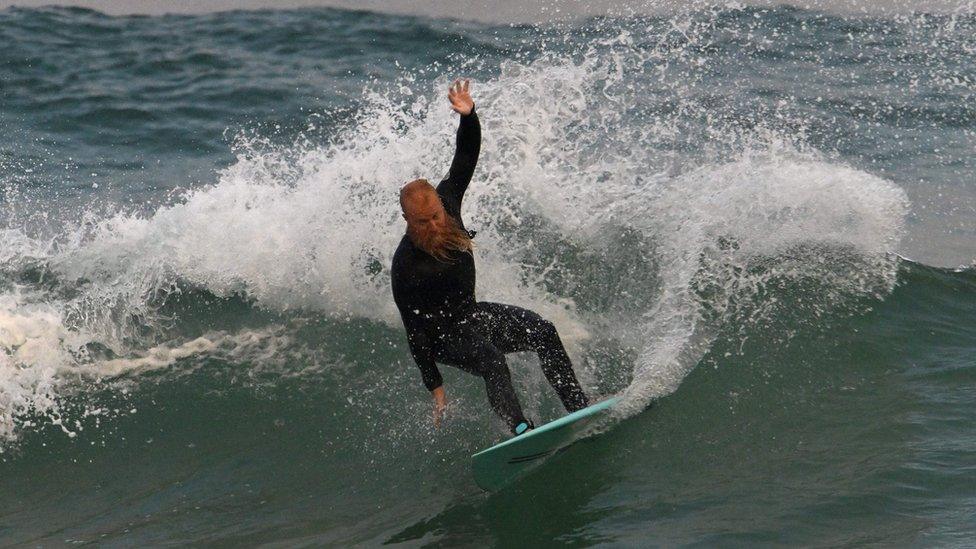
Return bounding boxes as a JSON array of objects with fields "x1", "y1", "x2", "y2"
[{"x1": 437, "y1": 79, "x2": 481, "y2": 211}]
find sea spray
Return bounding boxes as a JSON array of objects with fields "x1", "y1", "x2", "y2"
[
  {"x1": 0, "y1": 6, "x2": 973, "y2": 545},
  {"x1": 0, "y1": 7, "x2": 917, "y2": 444}
]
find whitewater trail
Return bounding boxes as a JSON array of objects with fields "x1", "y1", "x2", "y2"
[{"x1": 0, "y1": 21, "x2": 910, "y2": 444}]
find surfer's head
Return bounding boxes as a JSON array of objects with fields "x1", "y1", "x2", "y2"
[{"x1": 400, "y1": 178, "x2": 471, "y2": 261}]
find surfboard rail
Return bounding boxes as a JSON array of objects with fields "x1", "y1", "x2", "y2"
[{"x1": 471, "y1": 397, "x2": 621, "y2": 491}]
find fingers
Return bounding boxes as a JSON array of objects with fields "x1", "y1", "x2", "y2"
[
  {"x1": 433, "y1": 404, "x2": 446, "y2": 427},
  {"x1": 447, "y1": 79, "x2": 471, "y2": 114},
  {"x1": 448, "y1": 78, "x2": 470, "y2": 96}
]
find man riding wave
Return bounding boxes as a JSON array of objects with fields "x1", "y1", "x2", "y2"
[{"x1": 391, "y1": 79, "x2": 589, "y2": 436}]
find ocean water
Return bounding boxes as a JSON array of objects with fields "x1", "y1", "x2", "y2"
[{"x1": 0, "y1": 4, "x2": 974, "y2": 546}]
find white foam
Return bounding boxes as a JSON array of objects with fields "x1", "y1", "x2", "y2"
[
  {"x1": 0, "y1": 281, "x2": 293, "y2": 442},
  {"x1": 0, "y1": 19, "x2": 911, "y2": 441},
  {"x1": 0, "y1": 289, "x2": 75, "y2": 441}
]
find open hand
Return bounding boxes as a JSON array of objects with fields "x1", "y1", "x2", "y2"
[{"x1": 448, "y1": 79, "x2": 474, "y2": 116}]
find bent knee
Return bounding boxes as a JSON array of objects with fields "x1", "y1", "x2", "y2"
[{"x1": 530, "y1": 318, "x2": 560, "y2": 342}]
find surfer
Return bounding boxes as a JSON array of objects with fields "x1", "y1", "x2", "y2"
[{"x1": 391, "y1": 79, "x2": 589, "y2": 436}]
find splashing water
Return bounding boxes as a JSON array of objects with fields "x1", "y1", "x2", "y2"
[{"x1": 0, "y1": 9, "x2": 917, "y2": 444}]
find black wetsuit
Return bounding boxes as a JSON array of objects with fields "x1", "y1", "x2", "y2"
[{"x1": 390, "y1": 108, "x2": 589, "y2": 431}]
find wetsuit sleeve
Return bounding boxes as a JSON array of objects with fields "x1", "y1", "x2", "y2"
[
  {"x1": 437, "y1": 107, "x2": 481, "y2": 212},
  {"x1": 402, "y1": 314, "x2": 443, "y2": 391}
]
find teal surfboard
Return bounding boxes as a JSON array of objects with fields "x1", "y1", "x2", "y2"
[{"x1": 471, "y1": 397, "x2": 621, "y2": 492}]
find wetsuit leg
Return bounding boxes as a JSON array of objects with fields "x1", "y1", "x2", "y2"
[
  {"x1": 432, "y1": 328, "x2": 528, "y2": 430},
  {"x1": 471, "y1": 302, "x2": 589, "y2": 412}
]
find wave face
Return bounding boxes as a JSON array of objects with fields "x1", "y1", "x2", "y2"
[{"x1": 0, "y1": 5, "x2": 973, "y2": 546}]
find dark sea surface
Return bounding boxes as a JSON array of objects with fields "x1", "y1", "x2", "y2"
[{"x1": 0, "y1": 5, "x2": 974, "y2": 546}]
